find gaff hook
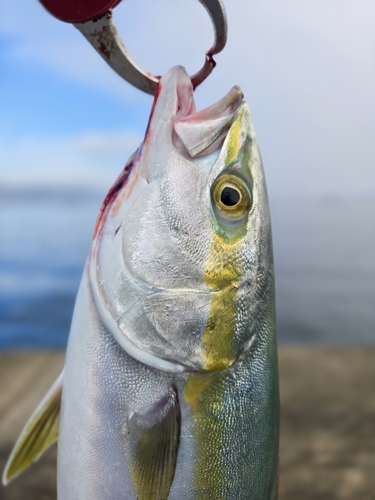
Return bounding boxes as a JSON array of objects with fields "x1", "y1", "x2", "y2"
[{"x1": 39, "y1": 0, "x2": 228, "y2": 95}]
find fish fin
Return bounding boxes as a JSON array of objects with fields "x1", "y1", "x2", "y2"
[
  {"x1": 124, "y1": 386, "x2": 180, "y2": 500},
  {"x1": 2, "y1": 370, "x2": 63, "y2": 485}
]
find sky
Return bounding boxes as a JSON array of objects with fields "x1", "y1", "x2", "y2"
[{"x1": 1, "y1": 0, "x2": 374, "y2": 198}]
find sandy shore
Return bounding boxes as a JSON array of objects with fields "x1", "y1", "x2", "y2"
[{"x1": 0, "y1": 348, "x2": 374, "y2": 499}]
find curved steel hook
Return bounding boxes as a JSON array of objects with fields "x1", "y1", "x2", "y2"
[{"x1": 74, "y1": 0, "x2": 227, "y2": 95}]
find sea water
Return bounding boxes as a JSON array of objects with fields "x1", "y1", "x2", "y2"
[{"x1": 1, "y1": 190, "x2": 374, "y2": 348}]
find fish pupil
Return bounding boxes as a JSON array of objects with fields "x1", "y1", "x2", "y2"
[{"x1": 221, "y1": 187, "x2": 240, "y2": 206}]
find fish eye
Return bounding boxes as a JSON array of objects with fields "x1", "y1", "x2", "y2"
[
  {"x1": 212, "y1": 174, "x2": 252, "y2": 218},
  {"x1": 221, "y1": 186, "x2": 240, "y2": 206}
]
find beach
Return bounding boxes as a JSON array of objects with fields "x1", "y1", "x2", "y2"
[{"x1": 1, "y1": 348, "x2": 374, "y2": 499}]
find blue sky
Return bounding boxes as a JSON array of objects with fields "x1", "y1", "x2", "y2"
[{"x1": 1, "y1": 0, "x2": 374, "y2": 196}]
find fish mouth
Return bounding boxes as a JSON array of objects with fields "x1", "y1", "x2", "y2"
[
  {"x1": 140, "y1": 66, "x2": 245, "y2": 182},
  {"x1": 173, "y1": 84, "x2": 244, "y2": 159}
]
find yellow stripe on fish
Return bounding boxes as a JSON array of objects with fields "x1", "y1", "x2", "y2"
[
  {"x1": 202, "y1": 232, "x2": 242, "y2": 371},
  {"x1": 184, "y1": 234, "x2": 243, "y2": 498},
  {"x1": 202, "y1": 105, "x2": 248, "y2": 372},
  {"x1": 184, "y1": 371, "x2": 227, "y2": 499},
  {"x1": 184, "y1": 111, "x2": 249, "y2": 498}
]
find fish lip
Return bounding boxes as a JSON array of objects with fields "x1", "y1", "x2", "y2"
[
  {"x1": 142, "y1": 67, "x2": 245, "y2": 178},
  {"x1": 173, "y1": 86, "x2": 244, "y2": 158},
  {"x1": 175, "y1": 85, "x2": 244, "y2": 123}
]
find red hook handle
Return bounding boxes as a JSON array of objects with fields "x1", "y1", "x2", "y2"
[
  {"x1": 38, "y1": 0, "x2": 227, "y2": 95},
  {"x1": 39, "y1": 0, "x2": 122, "y2": 24}
]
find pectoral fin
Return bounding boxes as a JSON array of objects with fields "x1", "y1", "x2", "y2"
[
  {"x1": 2, "y1": 370, "x2": 63, "y2": 485},
  {"x1": 124, "y1": 386, "x2": 180, "y2": 500}
]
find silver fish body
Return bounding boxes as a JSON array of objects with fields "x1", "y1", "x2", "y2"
[
  {"x1": 4, "y1": 65, "x2": 279, "y2": 499},
  {"x1": 59, "y1": 66, "x2": 279, "y2": 499}
]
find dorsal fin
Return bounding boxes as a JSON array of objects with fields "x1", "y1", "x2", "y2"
[
  {"x1": 2, "y1": 371, "x2": 63, "y2": 485},
  {"x1": 124, "y1": 386, "x2": 180, "y2": 500}
]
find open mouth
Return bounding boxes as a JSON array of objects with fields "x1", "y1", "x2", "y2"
[{"x1": 173, "y1": 83, "x2": 244, "y2": 158}]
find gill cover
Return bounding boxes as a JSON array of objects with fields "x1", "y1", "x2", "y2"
[{"x1": 89, "y1": 66, "x2": 267, "y2": 373}]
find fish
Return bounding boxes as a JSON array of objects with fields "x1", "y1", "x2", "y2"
[{"x1": 3, "y1": 65, "x2": 279, "y2": 499}]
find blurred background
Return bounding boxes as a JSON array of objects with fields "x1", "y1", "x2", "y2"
[
  {"x1": 1, "y1": 2, "x2": 375, "y2": 499},
  {"x1": 1, "y1": 0, "x2": 374, "y2": 348}
]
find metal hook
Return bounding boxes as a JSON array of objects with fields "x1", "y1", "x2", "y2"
[{"x1": 74, "y1": 0, "x2": 227, "y2": 95}]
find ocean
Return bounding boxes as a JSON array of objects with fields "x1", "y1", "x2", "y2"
[{"x1": 1, "y1": 189, "x2": 374, "y2": 348}]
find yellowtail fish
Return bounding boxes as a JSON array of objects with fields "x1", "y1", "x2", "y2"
[{"x1": 3, "y1": 66, "x2": 279, "y2": 499}]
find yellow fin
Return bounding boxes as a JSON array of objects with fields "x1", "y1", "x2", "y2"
[
  {"x1": 2, "y1": 371, "x2": 63, "y2": 485},
  {"x1": 124, "y1": 386, "x2": 180, "y2": 500}
]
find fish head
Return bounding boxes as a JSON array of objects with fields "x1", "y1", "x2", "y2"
[{"x1": 90, "y1": 66, "x2": 274, "y2": 373}]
